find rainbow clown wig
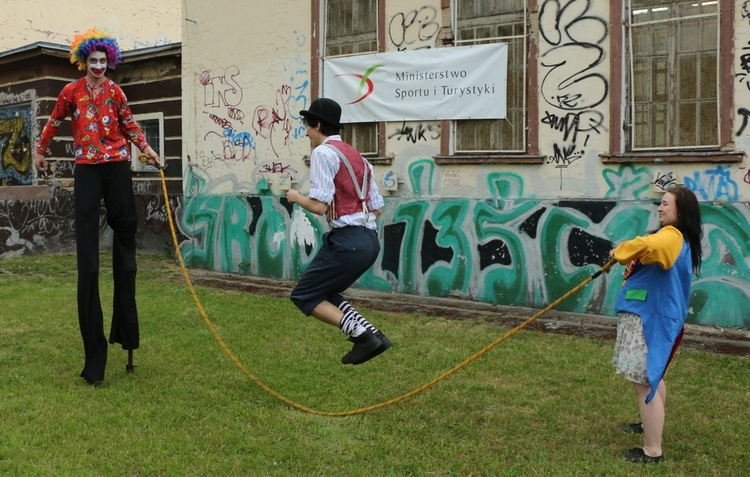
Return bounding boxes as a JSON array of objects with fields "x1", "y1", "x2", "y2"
[{"x1": 69, "y1": 29, "x2": 121, "y2": 71}]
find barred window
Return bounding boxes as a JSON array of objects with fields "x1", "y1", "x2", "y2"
[
  {"x1": 325, "y1": 0, "x2": 378, "y2": 155},
  {"x1": 455, "y1": 0, "x2": 526, "y2": 153},
  {"x1": 628, "y1": 0, "x2": 719, "y2": 149},
  {"x1": 131, "y1": 113, "x2": 164, "y2": 171}
]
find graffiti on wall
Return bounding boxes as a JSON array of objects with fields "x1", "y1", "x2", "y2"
[
  {"x1": 0, "y1": 189, "x2": 180, "y2": 257},
  {"x1": 388, "y1": 6, "x2": 440, "y2": 51},
  {"x1": 174, "y1": 161, "x2": 750, "y2": 329},
  {"x1": 195, "y1": 31, "x2": 309, "y2": 187},
  {"x1": 199, "y1": 65, "x2": 256, "y2": 164},
  {"x1": 0, "y1": 191, "x2": 83, "y2": 257},
  {"x1": 388, "y1": 121, "x2": 440, "y2": 143},
  {"x1": 539, "y1": 0, "x2": 608, "y2": 185},
  {"x1": 0, "y1": 104, "x2": 34, "y2": 186},
  {"x1": 684, "y1": 165, "x2": 739, "y2": 202}
]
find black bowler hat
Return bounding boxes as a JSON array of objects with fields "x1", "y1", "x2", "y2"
[{"x1": 300, "y1": 98, "x2": 344, "y2": 129}]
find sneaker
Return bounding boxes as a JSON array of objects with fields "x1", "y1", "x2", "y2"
[
  {"x1": 341, "y1": 330, "x2": 384, "y2": 365},
  {"x1": 620, "y1": 422, "x2": 644, "y2": 434},
  {"x1": 368, "y1": 330, "x2": 392, "y2": 360},
  {"x1": 622, "y1": 447, "x2": 663, "y2": 464}
]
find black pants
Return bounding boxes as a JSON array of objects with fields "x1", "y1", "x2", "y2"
[
  {"x1": 75, "y1": 161, "x2": 139, "y2": 382},
  {"x1": 291, "y1": 226, "x2": 379, "y2": 316}
]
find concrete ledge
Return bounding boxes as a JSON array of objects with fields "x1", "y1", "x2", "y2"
[{"x1": 0, "y1": 185, "x2": 52, "y2": 201}]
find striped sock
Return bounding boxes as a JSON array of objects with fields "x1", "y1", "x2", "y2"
[
  {"x1": 339, "y1": 308, "x2": 366, "y2": 338},
  {"x1": 337, "y1": 300, "x2": 378, "y2": 334}
]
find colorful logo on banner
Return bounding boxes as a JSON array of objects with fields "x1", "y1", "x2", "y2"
[{"x1": 335, "y1": 64, "x2": 384, "y2": 104}]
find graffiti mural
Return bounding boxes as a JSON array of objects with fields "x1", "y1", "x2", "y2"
[
  {"x1": 174, "y1": 162, "x2": 750, "y2": 329},
  {"x1": 0, "y1": 189, "x2": 180, "y2": 258},
  {"x1": 0, "y1": 104, "x2": 34, "y2": 186}
]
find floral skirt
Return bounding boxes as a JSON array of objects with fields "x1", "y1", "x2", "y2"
[{"x1": 612, "y1": 312, "x2": 649, "y2": 385}]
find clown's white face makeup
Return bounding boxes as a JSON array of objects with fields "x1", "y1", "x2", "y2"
[{"x1": 86, "y1": 51, "x2": 108, "y2": 81}]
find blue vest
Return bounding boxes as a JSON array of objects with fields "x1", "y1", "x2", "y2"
[{"x1": 615, "y1": 240, "x2": 692, "y2": 403}]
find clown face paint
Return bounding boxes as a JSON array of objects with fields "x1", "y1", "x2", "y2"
[{"x1": 86, "y1": 51, "x2": 108, "y2": 79}]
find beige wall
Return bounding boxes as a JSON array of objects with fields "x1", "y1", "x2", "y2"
[
  {"x1": 182, "y1": 0, "x2": 309, "y2": 194},
  {"x1": 0, "y1": 0, "x2": 181, "y2": 51}
]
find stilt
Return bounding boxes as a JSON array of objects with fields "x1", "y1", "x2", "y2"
[{"x1": 126, "y1": 349, "x2": 135, "y2": 373}]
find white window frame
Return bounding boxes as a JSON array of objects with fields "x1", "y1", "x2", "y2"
[{"x1": 130, "y1": 112, "x2": 164, "y2": 172}]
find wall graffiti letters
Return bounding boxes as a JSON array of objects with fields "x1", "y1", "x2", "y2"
[
  {"x1": 539, "y1": 0, "x2": 609, "y2": 184},
  {"x1": 171, "y1": 164, "x2": 750, "y2": 328},
  {"x1": 388, "y1": 6, "x2": 440, "y2": 51},
  {"x1": 259, "y1": 162, "x2": 297, "y2": 174},
  {"x1": 0, "y1": 190, "x2": 181, "y2": 257},
  {"x1": 252, "y1": 85, "x2": 295, "y2": 158},
  {"x1": 388, "y1": 121, "x2": 440, "y2": 143},
  {"x1": 200, "y1": 66, "x2": 243, "y2": 108},
  {"x1": 652, "y1": 170, "x2": 677, "y2": 192},
  {"x1": 684, "y1": 165, "x2": 739, "y2": 202},
  {"x1": 541, "y1": 110, "x2": 604, "y2": 143}
]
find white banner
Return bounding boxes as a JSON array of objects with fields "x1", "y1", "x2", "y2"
[{"x1": 322, "y1": 43, "x2": 507, "y2": 123}]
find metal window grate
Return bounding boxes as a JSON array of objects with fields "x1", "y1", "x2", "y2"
[
  {"x1": 454, "y1": 0, "x2": 526, "y2": 153},
  {"x1": 324, "y1": 0, "x2": 378, "y2": 153}
]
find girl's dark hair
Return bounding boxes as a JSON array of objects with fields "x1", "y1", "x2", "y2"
[
  {"x1": 669, "y1": 186, "x2": 703, "y2": 276},
  {"x1": 303, "y1": 116, "x2": 341, "y2": 136}
]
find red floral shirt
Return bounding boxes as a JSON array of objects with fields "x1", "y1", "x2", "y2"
[{"x1": 36, "y1": 78, "x2": 149, "y2": 164}]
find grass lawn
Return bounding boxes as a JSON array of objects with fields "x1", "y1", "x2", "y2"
[{"x1": 1, "y1": 252, "x2": 748, "y2": 476}]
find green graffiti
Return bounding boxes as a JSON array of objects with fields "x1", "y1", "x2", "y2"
[
  {"x1": 690, "y1": 203, "x2": 750, "y2": 327},
  {"x1": 539, "y1": 207, "x2": 601, "y2": 312},
  {"x1": 176, "y1": 186, "x2": 750, "y2": 329},
  {"x1": 603, "y1": 164, "x2": 652, "y2": 198},
  {"x1": 425, "y1": 201, "x2": 471, "y2": 296},
  {"x1": 180, "y1": 195, "x2": 250, "y2": 272},
  {"x1": 408, "y1": 159, "x2": 435, "y2": 195},
  {"x1": 287, "y1": 206, "x2": 327, "y2": 280},
  {"x1": 487, "y1": 171, "x2": 524, "y2": 205},
  {"x1": 474, "y1": 200, "x2": 537, "y2": 305},
  {"x1": 184, "y1": 166, "x2": 208, "y2": 197},
  {"x1": 391, "y1": 201, "x2": 430, "y2": 292},
  {"x1": 254, "y1": 197, "x2": 288, "y2": 278}
]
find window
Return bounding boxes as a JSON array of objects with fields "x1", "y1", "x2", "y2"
[
  {"x1": 324, "y1": 0, "x2": 379, "y2": 155},
  {"x1": 454, "y1": 0, "x2": 527, "y2": 153},
  {"x1": 628, "y1": 0, "x2": 719, "y2": 150},
  {"x1": 131, "y1": 112, "x2": 164, "y2": 172}
]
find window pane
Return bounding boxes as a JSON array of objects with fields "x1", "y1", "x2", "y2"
[
  {"x1": 700, "y1": 53, "x2": 717, "y2": 100},
  {"x1": 455, "y1": 0, "x2": 525, "y2": 153},
  {"x1": 340, "y1": 123, "x2": 376, "y2": 155},
  {"x1": 678, "y1": 102, "x2": 697, "y2": 145},
  {"x1": 653, "y1": 103, "x2": 668, "y2": 147},
  {"x1": 633, "y1": 104, "x2": 649, "y2": 147},
  {"x1": 141, "y1": 120, "x2": 161, "y2": 155},
  {"x1": 679, "y1": 54, "x2": 697, "y2": 100},
  {"x1": 699, "y1": 101, "x2": 718, "y2": 145},
  {"x1": 326, "y1": 0, "x2": 377, "y2": 57}
]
